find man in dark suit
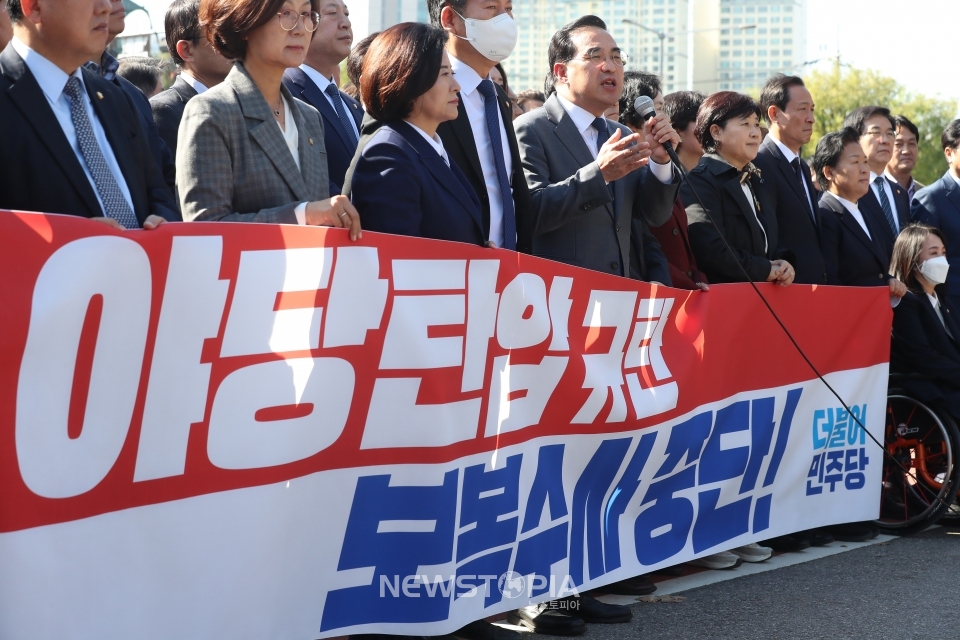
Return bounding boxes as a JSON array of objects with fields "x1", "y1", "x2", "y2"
[
  {"x1": 754, "y1": 74, "x2": 827, "y2": 285},
  {"x1": 428, "y1": 0, "x2": 533, "y2": 253},
  {"x1": 150, "y1": 0, "x2": 232, "y2": 162},
  {"x1": 912, "y1": 119, "x2": 960, "y2": 312},
  {"x1": 0, "y1": 0, "x2": 179, "y2": 228},
  {"x1": 886, "y1": 115, "x2": 924, "y2": 201},
  {"x1": 515, "y1": 16, "x2": 679, "y2": 279},
  {"x1": 844, "y1": 106, "x2": 911, "y2": 258},
  {"x1": 85, "y1": 0, "x2": 176, "y2": 195},
  {"x1": 283, "y1": 0, "x2": 361, "y2": 195}
]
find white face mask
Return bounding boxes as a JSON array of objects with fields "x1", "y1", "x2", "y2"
[
  {"x1": 454, "y1": 11, "x2": 518, "y2": 62},
  {"x1": 919, "y1": 255, "x2": 950, "y2": 285}
]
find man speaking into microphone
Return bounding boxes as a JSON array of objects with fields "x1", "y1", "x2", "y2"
[{"x1": 515, "y1": 15, "x2": 680, "y2": 278}]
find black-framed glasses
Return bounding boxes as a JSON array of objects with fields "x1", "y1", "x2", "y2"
[{"x1": 277, "y1": 10, "x2": 321, "y2": 32}]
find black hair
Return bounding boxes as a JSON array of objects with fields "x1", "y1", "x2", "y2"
[
  {"x1": 892, "y1": 114, "x2": 919, "y2": 140},
  {"x1": 6, "y1": 0, "x2": 22, "y2": 22},
  {"x1": 811, "y1": 126, "x2": 862, "y2": 191},
  {"x1": 117, "y1": 57, "x2": 166, "y2": 97},
  {"x1": 164, "y1": 0, "x2": 201, "y2": 67},
  {"x1": 942, "y1": 119, "x2": 960, "y2": 151},
  {"x1": 663, "y1": 90, "x2": 706, "y2": 133},
  {"x1": 544, "y1": 70, "x2": 555, "y2": 96},
  {"x1": 758, "y1": 73, "x2": 805, "y2": 124},
  {"x1": 695, "y1": 91, "x2": 762, "y2": 153},
  {"x1": 427, "y1": 0, "x2": 467, "y2": 27},
  {"x1": 547, "y1": 15, "x2": 607, "y2": 81},
  {"x1": 618, "y1": 70, "x2": 661, "y2": 128},
  {"x1": 843, "y1": 105, "x2": 895, "y2": 136}
]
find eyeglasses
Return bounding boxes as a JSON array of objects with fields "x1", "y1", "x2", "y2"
[
  {"x1": 578, "y1": 51, "x2": 628, "y2": 67},
  {"x1": 864, "y1": 127, "x2": 895, "y2": 140},
  {"x1": 277, "y1": 10, "x2": 321, "y2": 32}
]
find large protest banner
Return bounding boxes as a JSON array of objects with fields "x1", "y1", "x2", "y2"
[{"x1": 0, "y1": 212, "x2": 889, "y2": 639}]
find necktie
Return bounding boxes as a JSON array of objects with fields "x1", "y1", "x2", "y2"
[
  {"x1": 874, "y1": 175, "x2": 898, "y2": 236},
  {"x1": 592, "y1": 116, "x2": 616, "y2": 204},
  {"x1": 790, "y1": 157, "x2": 815, "y2": 220},
  {"x1": 476, "y1": 80, "x2": 517, "y2": 250},
  {"x1": 324, "y1": 84, "x2": 358, "y2": 149},
  {"x1": 63, "y1": 76, "x2": 138, "y2": 229}
]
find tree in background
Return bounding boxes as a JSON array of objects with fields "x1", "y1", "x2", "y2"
[{"x1": 803, "y1": 61, "x2": 958, "y2": 186}]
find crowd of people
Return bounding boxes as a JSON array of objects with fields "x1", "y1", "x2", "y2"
[{"x1": 1, "y1": 0, "x2": 959, "y2": 636}]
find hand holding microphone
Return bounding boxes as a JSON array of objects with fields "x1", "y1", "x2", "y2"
[{"x1": 633, "y1": 95, "x2": 683, "y2": 171}]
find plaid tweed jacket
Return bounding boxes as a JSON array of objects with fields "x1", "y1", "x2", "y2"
[{"x1": 177, "y1": 62, "x2": 329, "y2": 223}]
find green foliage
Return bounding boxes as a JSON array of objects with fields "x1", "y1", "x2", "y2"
[{"x1": 803, "y1": 61, "x2": 958, "y2": 186}]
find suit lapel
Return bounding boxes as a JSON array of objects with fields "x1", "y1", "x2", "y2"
[
  {"x1": 942, "y1": 174, "x2": 960, "y2": 216},
  {"x1": 392, "y1": 121, "x2": 483, "y2": 233},
  {"x1": 858, "y1": 188, "x2": 895, "y2": 248},
  {"x1": 723, "y1": 176, "x2": 766, "y2": 255},
  {"x1": 823, "y1": 192, "x2": 887, "y2": 265},
  {"x1": 343, "y1": 91, "x2": 363, "y2": 129},
  {"x1": 888, "y1": 178, "x2": 910, "y2": 228},
  {"x1": 172, "y1": 76, "x2": 197, "y2": 104},
  {"x1": 2, "y1": 48, "x2": 102, "y2": 216},
  {"x1": 447, "y1": 97, "x2": 485, "y2": 186},
  {"x1": 84, "y1": 69, "x2": 145, "y2": 218},
  {"x1": 291, "y1": 99, "x2": 323, "y2": 200},
  {"x1": 545, "y1": 97, "x2": 613, "y2": 220},
  {"x1": 233, "y1": 65, "x2": 309, "y2": 201},
  {"x1": 286, "y1": 67, "x2": 353, "y2": 150}
]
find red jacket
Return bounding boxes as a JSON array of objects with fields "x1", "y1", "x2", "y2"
[{"x1": 650, "y1": 198, "x2": 708, "y2": 290}]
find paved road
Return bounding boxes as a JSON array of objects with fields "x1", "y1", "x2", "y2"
[{"x1": 583, "y1": 525, "x2": 960, "y2": 640}]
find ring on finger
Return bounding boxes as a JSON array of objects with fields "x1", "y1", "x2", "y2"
[{"x1": 338, "y1": 212, "x2": 348, "y2": 219}]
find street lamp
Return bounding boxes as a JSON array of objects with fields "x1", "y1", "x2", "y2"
[{"x1": 623, "y1": 19, "x2": 756, "y2": 89}]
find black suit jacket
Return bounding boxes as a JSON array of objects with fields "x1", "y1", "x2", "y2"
[
  {"x1": 891, "y1": 291, "x2": 960, "y2": 417},
  {"x1": 0, "y1": 45, "x2": 179, "y2": 224},
  {"x1": 858, "y1": 175, "x2": 911, "y2": 258},
  {"x1": 683, "y1": 154, "x2": 790, "y2": 283},
  {"x1": 753, "y1": 135, "x2": 826, "y2": 284},
  {"x1": 282, "y1": 68, "x2": 362, "y2": 195},
  {"x1": 911, "y1": 172, "x2": 960, "y2": 313},
  {"x1": 437, "y1": 82, "x2": 534, "y2": 253},
  {"x1": 150, "y1": 75, "x2": 198, "y2": 163},
  {"x1": 819, "y1": 191, "x2": 892, "y2": 287},
  {"x1": 111, "y1": 72, "x2": 177, "y2": 196}
]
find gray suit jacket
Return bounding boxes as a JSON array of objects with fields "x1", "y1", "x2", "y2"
[
  {"x1": 515, "y1": 94, "x2": 678, "y2": 276},
  {"x1": 177, "y1": 62, "x2": 329, "y2": 223}
]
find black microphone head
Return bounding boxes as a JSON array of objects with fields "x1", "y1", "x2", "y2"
[{"x1": 633, "y1": 95, "x2": 656, "y2": 120}]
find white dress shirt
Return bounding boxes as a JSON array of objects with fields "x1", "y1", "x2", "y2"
[
  {"x1": 869, "y1": 171, "x2": 901, "y2": 232},
  {"x1": 833, "y1": 194, "x2": 872, "y2": 239},
  {"x1": 555, "y1": 93, "x2": 673, "y2": 184},
  {"x1": 448, "y1": 55, "x2": 512, "y2": 248},
  {"x1": 12, "y1": 37, "x2": 134, "y2": 216},
  {"x1": 299, "y1": 64, "x2": 359, "y2": 139},
  {"x1": 406, "y1": 121, "x2": 451, "y2": 167},
  {"x1": 278, "y1": 94, "x2": 300, "y2": 171},
  {"x1": 179, "y1": 71, "x2": 209, "y2": 95},
  {"x1": 739, "y1": 181, "x2": 769, "y2": 253},
  {"x1": 772, "y1": 135, "x2": 814, "y2": 216}
]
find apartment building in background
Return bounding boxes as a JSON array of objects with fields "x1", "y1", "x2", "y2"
[{"x1": 349, "y1": 0, "x2": 806, "y2": 96}]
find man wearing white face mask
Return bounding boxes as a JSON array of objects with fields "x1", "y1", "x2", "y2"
[
  {"x1": 427, "y1": 0, "x2": 532, "y2": 253},
  {"x1": 890, "y1": 223, "x2": 960, "y2": 422}
]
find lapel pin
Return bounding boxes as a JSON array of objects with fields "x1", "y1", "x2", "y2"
[
  {"x1": 96, "y1": 91, "x2": 104, "y2": 100},
  {"x1": 308, "y1": 138, "x2": 314, "y2": 146},
  {"x1": 352, "y1": 104, "x2": 358, "y2": 109}
]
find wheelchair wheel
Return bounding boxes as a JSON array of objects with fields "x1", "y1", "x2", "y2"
[{"x1": 875, "y1": 394, "x2": 960, "y2": 535}]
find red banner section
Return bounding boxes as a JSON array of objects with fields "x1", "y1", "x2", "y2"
[{"x1": 0, "y1": 212, "x2": 891, "y2": 534}]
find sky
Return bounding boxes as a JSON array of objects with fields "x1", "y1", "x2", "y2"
[{"x1": 131, "y1": 0, "x2": 960, "y2": 113}]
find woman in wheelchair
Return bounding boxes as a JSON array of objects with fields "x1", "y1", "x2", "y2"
[{"x1": 889, "y1": 223, "x2": 960, "y2": 420}]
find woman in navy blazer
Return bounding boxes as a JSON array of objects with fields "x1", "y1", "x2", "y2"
[
  {"x1": 889, "y1": 224, "x2": 960, "y2": 420},
  {"x1": 347, "y1": 22, "x2": 483, "y2": 246}
]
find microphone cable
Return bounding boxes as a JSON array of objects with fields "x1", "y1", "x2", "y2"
[{"x1": 632, "y1": 96, "x2": 951, "y2": 511}]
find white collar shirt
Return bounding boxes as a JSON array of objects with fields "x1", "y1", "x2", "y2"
[
  {"x1": 555, "y1": 92, "x2": 674, "y2": 184},
  {"x1": 448, "y1": 54, "x2": 511, "y2": 248},
  {"x1": 179, "y1": 71, "x2": 208, "y2": 95},
  {"x1": 406, "y1": 121, "x2": 450, "y2": 167},
  {"x1": 12, "y1": 37, "x2": 134, "y2": 217},
  {"x1": 834, "y1": 194, "x2": 872, "y2": 239},
  {"x1": 870, "y1": 171, "x2": 901, "y2": 232},
  {"x1": 300, "y1": 64, "x2": 359, "y2": 139},
  {"x1": 772, "y1": 135, "x2": 814, "y2": 216}
]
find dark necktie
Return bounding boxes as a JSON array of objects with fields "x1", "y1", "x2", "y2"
[
  {"x1": 874, "y1": 175, "x2": 898, "y2": 236},
  {"x1": 63, "y1": 76, "x2": 138, "y2": 229},
  {"x1": 476, "y1": 79, "x2": 517, "y2": 250},
  {"x1": 592, "y1": 116, "x2": 616, "y2": 205},
  {"x1": 324, "y1": 84, "x2": 358, "y2": 149},
  {"x1": 790, "y1": 157, "x2": 815, "y2": 221}
]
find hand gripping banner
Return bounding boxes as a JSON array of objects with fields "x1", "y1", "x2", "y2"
[{"x1": 0, "y1": 212, "x2": 890, "y2": 639}]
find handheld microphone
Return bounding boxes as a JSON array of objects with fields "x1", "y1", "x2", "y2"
[{"x1": 633, "y1": 95, "x2": 684, "y2": 174}]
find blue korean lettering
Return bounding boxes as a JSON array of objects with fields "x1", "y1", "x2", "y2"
[
  {"x1": 603, "y1": 432, "x2": 658, "y2": 573},
  {"x1": 849, "y1": 405, "x2": 867, "y2": 446},
  {"x1": 740, "y1": 397, "x2": 776, "y2": 493},
  {"x1": 635, "y1": 465, "x2": 696, "y2": 565},
  {"x1": 654, "y1": 411, "x2": 712, "y2": 478},
  {"x1": 569, "y1": 438, "x2": 632, "y2": 586},
  {"x1": 806, "y1": 452, "x2": 824, "y2": 495},
  {"x1": 320, "y1": 470, "x2": 459, "y2": 631},
  {"x1": 457, "y1": 454, "x2": 522, "y2": 561},
  {"x1": 762, "y1": 388, "x2": 802, "y2": 487},
  {"x1": 812, "y1": 408, "x2": 832, "y2": 449},
  {"x1": 827, "y1": 408, "x2": 849, "y2": 448}
]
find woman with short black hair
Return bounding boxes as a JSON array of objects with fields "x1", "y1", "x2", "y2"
[
  {"x1": 348, "y1": 22, "x2": 484, "y2": 245},
  {"x1": 177, "y1": 0, "x2": 360, "y2": 237},
  {"x1": 681, "y1": 91, "x2": 795, "y2": 285}
]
